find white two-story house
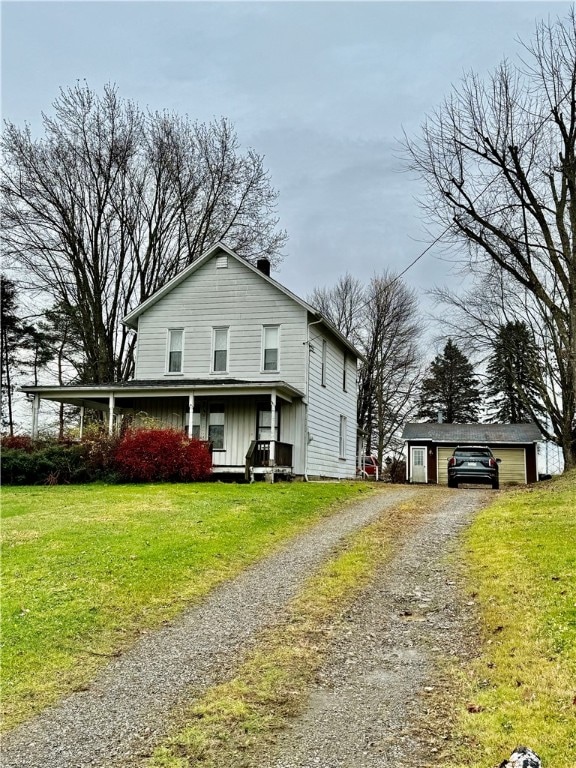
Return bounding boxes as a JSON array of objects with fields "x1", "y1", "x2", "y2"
[{"x1": 22, "y1": 243, "x2": 362, "y2": 480}]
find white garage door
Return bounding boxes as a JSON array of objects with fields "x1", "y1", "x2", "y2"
[{"x1": 437, "y1": 446, "x2": 526, "y2": 485}]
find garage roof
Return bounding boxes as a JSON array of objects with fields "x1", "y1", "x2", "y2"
[{"x1": 401, "y1": 423, "x2": 542, "y2": 443}]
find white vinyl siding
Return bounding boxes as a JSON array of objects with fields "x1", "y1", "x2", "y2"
[
  {"x1": 167, "y1": 329, "x2": 183, "y2": 373},
  {"x1": 212, "y1": 328, "x2": 229, "y2": 373},
  {"x1": 134, "y1": 256, "x2": 307, "y2": 393},
  {"x1": 262, "y1": 325, "x2": 280, "y2": 372},
  {"x1": 307, "y1": 328, "x2": 357, "y2": 478}
]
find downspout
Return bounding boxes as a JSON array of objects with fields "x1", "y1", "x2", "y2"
[{"x1": 303, "y1": 317, "x2": 323, "y2": 481}]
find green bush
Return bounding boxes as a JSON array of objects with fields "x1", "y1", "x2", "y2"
[{"x1": 1, "y1": 444, "x2": 88, "y2": 485}]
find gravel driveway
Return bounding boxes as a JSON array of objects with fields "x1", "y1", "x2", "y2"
[
  {"x1": 267, "y1": 489, "x2": 490, "y2": 767},
  {"x1": 2, "y1": 487, "x2": 421, "y2": 768}
]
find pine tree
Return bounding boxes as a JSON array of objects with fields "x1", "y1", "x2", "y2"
[
  {"x1": 485, "y1": 321, "x2": 542, "y2": 423},
  {"x1": 416, "y1": 339, "x2": 481, "y2": 423}
]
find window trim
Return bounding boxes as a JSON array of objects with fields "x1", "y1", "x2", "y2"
[
  {"x1": 256, "y1": 401, "x2": 281, "y2": 441},
  {"x1": 261, "y1": 324, "x2": 280, "y2": 373},
  {"x1": 166, "y1": 328, "x2": 184, "y2": 375},
  {"x1": 342, "y1": 352, "x2": 347, "y2": 392},
  {"x1": 208, "y1": 403, "x2": 225, "y2": 451},
  {"x1": 339, "y1": 414, "x2": 347, "y2": 459},
  {"x1": 211, "y1": 327, "x2": 229, "y2": 374},
  {"x1": 321, "y1": 339, "x2": 327, "y2": 387}
]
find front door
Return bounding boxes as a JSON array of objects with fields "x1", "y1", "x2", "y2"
[{"x1": 411, "y1": 446, "x2": 427, "y2": 483}]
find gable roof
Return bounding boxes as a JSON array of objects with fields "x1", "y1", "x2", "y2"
[
  {"x1": 122, "y1": 242, "x2": 363, "y2": 360},
  {"x1": 401, "y1": 422, "x2": 542, "y2": 444}
]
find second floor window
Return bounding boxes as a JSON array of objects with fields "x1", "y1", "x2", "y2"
[
  {"x1": 321, "y1": 339, "x2": 327, "y2": 387},
  {"x1": 262, "y1": 325, "x2": 279, "y2": 371},
  {"x1": 213, "y1": 328, "x2": 229, "y2": 373},
  {"x1": 168, "y1": 329, "x2": 183, "y2": 373}
]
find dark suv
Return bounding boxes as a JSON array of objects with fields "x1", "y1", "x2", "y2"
[{"x1": 447, "y1": 446, "x2": 500, "y2": 489}]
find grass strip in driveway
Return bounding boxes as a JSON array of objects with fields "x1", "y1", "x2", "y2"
[
  {"x1": 141, "y1": 490, "x2": 438, "y2": 768},
  {"x1": 1, "y1": 481, "x2": 370, "y2": 730},
  {"x1": 443, "y1": 470, "x2": 576, "y2": 767}
]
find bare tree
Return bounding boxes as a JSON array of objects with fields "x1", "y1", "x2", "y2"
[
  {"x1": 1, "y1": 83, "x2": 286, "y2": 383},
  {"x1": 309, "y1": 274, "x2": 365, "y2": 344},
  {"x1": 406, "y1": 11, "x2": 576, "y2": 468},
  {"x1": 310, "y1": 272, "x2": 423, "y2": 469}
]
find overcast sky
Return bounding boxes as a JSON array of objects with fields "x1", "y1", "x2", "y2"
[{"x1": 2, "y1": 0, "x2": 571, "y2": 346}]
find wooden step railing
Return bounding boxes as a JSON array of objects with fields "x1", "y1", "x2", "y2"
[{"x1": 245, "y1": 440, "x2": 293, "y2": 481}]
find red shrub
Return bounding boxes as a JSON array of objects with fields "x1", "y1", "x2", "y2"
[{"x1": 114, "y1": 428, "x2": 212, "y2": 482}]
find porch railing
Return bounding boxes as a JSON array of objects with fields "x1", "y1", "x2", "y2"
[{"x1": 245, "y1": 440, "x2": 293, "y2": 480}]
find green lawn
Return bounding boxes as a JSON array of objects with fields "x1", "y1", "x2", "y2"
[
  {"x1": 448, "y1": 470, "x2": 576, "y2": 766},
  {"x1": 1, "y1": 481, "x2": 371, "y2": 729}
]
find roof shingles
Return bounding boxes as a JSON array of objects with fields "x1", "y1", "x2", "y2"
[{"x1": 401, "y1": 423, "x2": 542, "y2": 443}]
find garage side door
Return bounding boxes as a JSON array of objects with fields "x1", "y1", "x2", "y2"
[
  {"x1": 492, "y1": 448, "x2": 526, "y2": 484},
  {"x1": 437, "y1": 446, "x2": 456, "y2": 485}
]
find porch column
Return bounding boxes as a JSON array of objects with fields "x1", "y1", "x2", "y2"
[
  {"x1": 187, "y1": 393, "x2": 195, "y2": 439},
  {"x1": 31, "y1": 394, "x2": 40, "y2": 440},
  {"x1": 269, "y1": 391, "x2": 276, "y2": 464},
  {"x1": 108, "y1": 392, "x2": 115, "y2": 436},
  {"x1": 79, "y1": 406, "x2": 85, "y2": 440}
]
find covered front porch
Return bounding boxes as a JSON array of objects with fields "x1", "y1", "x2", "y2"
[{"x1": 21, "y1": 379, "x2": 306, "y2": 480}]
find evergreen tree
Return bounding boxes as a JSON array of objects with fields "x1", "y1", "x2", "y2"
[
  {"x1": 416, "y1": 339, "x2": 481, "y2": 423},
  {"x1": 485, "y1": 321, "x2": 543, "y2": 423}
]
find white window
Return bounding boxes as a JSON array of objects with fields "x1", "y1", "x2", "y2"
[
  {"x1": 257, "y1": 403, "x2": 280, "y2": 440},
  {"x1": 167, "y1": 329, "x2": 183, "y2": 373},
  {"x1": 339, "y1": 415, "x2": 347, "y2": 459},
  {"x1": 262, "y1": 325, "x2": 279, "y2": 372},
  {"x1": 343, "y1": 353, "x2": 347, "y2": 392},
  {"x1": 191, "y1": 412, "x2": 201, "y2": 439},
  {"x1": 209, "y1": 404, "x2": 225, "y2": 450},
  {"x1": 212, "y1": 328, "x2": 229, "y2": 373},
  {"x1": 321, "y1": 339, "x2": 327, "y2": 387}
]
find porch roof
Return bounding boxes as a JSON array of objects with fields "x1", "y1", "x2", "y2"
[{"x1": 20, "y1": 378, "x2": 305, "y2": 408}]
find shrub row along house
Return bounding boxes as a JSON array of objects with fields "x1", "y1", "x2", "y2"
[{"x1": 21, "y1": 243, "x2": 362, "y2": 481}]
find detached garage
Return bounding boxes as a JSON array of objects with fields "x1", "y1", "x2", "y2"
[{"x1": 401, "y1": 423, "x2": 542, "y2": 485}]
